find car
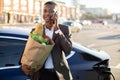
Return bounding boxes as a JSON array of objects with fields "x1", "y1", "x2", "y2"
[
  {"x1": 34, "y1": 17, "x2": 41, "y2": 23},
  {"x1": 80, "y1": 20, "x2": 92, "y2": 26},
  {"x1": 0, "y1": 26, "x2": 113, "y2": 80},
  {"x1": 91, "y1": 19, "x2": 108, "y2": 25},
  {"x1": 62, "y1": 21, "x2": 82, "y2": 33}
]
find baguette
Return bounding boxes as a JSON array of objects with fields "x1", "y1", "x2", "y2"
[{"x1": 33, "y1": 23, "x2": 43, "y2": 36}]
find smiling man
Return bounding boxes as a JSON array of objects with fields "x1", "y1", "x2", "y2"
[{"x1": 29, "y1": 1, "x2": 73, "y2": 80}]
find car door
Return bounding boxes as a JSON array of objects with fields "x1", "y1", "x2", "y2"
[
  {"x1": 0, "y1": 37, "x2": 30, "y2": 80},
  {"x1": 66, "y1": 47, "x2": 101, "y2": 80}
]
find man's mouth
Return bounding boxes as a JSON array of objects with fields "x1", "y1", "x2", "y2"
[
  {"x1": 45, "y1": 16, "x2": 51, "y2": 20},
  {"x1": 45, "y1": 16, "x2": 54, "y2": 24}
]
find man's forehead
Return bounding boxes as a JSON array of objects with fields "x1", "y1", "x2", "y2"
[
  {"x1": 44, "y1": 4, "x2": 58, "y2": 11},
  {"x1": 44, "y1": 4, "x2": 55, "y2": 8}
]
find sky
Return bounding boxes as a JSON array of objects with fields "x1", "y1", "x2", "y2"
[{"x1": 61, "y1": 0, "x2": 120, "y2": 13}]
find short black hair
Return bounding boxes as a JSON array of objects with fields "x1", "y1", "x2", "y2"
[{"x1": 44, "y1": 1, "x2": 57, "y2": 6}]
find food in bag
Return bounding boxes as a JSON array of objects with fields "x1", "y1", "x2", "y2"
[
  {"x1": 31, "y1": 23, "x2": 50, "y2": 45},
  {"x1": 33, "y1": 23, "x2": 43, "y2": 36},
  {"x1": 21, "y1": 23, "x2": 54, "y2": 76}
]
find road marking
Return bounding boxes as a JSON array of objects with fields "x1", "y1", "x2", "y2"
[
  {"x1": 114, "y1": 35, "x2": 120, "y2": 39},
  {"x1": 110, "y1": 64, "x2": 120, "y2": 69},
  {"x1": 115, "y1": 64, "x2": 120, "y2": 68},
  {"x1": 94, "y1": 32, "x2": 112, "y2": 36},
  {"x1": 87, "y1": 44, "x2": 95, "y2": 47}
]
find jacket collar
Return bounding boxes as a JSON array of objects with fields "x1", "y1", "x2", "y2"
[{"x1": 43, "y1": 25, "x2": 57, "y2": 41}]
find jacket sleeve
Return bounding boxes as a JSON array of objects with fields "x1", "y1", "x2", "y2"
[{"x1": 56, "y1": 24, "x2": 72, "y2": 54}]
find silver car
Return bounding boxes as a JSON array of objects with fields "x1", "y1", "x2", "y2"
[{"x1": 62, "y1": 21, "x2": 82, "y2": 33}]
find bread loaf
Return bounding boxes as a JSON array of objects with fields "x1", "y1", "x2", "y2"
[{"x1": 33, "y1": 23, "x2": 43, "y2": 36}]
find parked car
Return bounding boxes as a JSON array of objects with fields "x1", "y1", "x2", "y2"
[
  {"x1": 91, "y1": 19, "x2": 108, "y2": 25},
  {"x1": 80, "y1": 20, "x2": 92, "y2": 26},
  {"x1": 62, "y1": 21, "x2": 82, "y2": 33},
  {"x1": 0, "y1": 26, "x2": 112, "y2": 80},
  {"x1": 34, "y1": 17, "x2": 41, "y2": 23}
]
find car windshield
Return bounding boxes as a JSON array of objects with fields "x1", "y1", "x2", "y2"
[
  {"x1": 35, "y1": 18, "x2": 39, "y2": 20},
  {"x1": 62, "y1": 22, "x2": 72, "y2": 26}
]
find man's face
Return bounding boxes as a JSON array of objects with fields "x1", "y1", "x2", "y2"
[{"x1": 43, "y1": 4, "x2": 55, "y2": 24}]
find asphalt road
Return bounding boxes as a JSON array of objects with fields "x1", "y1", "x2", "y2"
[{"x1": 71, "y1": 23, "x2": 120, "y2": 80}]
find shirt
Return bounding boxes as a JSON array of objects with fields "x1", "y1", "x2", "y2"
[{"x1": 44, "y1": 26, "x2": 54, "y2": 69}]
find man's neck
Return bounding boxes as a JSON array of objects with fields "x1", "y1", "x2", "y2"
[{"x1": 45, "y1": 23, "x2": 53, "y2": 30}]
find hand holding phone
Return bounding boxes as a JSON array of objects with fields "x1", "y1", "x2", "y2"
[{"x1": 51, "y1": 11, "x2": 59, "y2": 31}]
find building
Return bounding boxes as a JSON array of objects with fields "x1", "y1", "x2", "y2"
[
  {"x1": 80, "y1": 6, "x2": 111, "y2": 17},
  {"x1": 112, "y1": 13, "x2": 120, "y2": 22},
  {"x1": 0, "y1": 0, "x2": 78, "y2": 24},
  {"x1": 0, "y1": 0, "x2": 43, "y2": 24}
]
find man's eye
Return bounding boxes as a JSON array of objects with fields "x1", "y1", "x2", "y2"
[
  {"x1": 43, "y1": 9, "x2": 49, "y2": 12},
  {"x1": 50, "y1": 10, "x2": 54, "y2": 13},
  {"x1": 44, "y1": 10, "x2": 54, "y2": 13}
]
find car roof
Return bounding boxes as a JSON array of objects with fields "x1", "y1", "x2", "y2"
[
  {"x1": 0, "y1": 26, "x2": 31, "y2": 35},
  {"x1": 0, "y1": 26, "x2": 31, "y2": 40}
]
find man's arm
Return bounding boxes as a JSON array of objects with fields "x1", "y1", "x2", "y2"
[
  {"x1": 56, "y1": 24, "x2": 72, "y2": 54},
  {"x1": 51, "y1": 11, "x2": 72, "y2": 54}
]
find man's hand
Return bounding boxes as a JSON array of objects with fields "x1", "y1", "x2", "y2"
[
  {"x1": 51, "y1": 11, "x2": 59, "y2": 31},
  {"x1": 21, "y1": 64, "x2": 34, "y2": 76}
]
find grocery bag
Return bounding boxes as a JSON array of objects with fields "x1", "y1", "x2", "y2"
[
  {"x1": 21, "y1": 23, "x2": 54, "y2": 75},
  {"x1": 21, "y1": 36, "x2": 54, "y2": 73}
]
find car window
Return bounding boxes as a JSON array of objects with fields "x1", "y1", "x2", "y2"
[
  {"x1": 70, "y1": 22, "x2": 74, "y2": 26},
  {"x1": 35, "y1": 18, "x2": 39, "y2": 20},
  {"x1": 0, "y1": 38, "x2": 26, "y2": 67},
  {"x1": 81, "y1": 52, "x2": 101, "y2": 61},
  {"x1": 66, "y1": 48, "x2": 85, "y2": 65},
  {"x1": 63, "y1": 22, "x2": 72, "y2": 26}
]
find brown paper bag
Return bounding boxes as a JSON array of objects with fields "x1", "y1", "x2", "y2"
[{"x1": 21, "y1": 36, "x2": 54, "y2": 72}]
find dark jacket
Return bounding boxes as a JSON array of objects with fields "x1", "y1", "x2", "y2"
[{"x1": 50, "y1": 24, "x2": 73, "y2": 80}]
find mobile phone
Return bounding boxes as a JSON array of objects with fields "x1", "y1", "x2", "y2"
[{"x1": 50, "y1": 11, "x2": 57, "y2": 24}]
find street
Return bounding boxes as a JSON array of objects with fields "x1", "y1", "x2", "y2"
[{"x1": 71, "y1": 23, "x2": 120, "y2": 80}]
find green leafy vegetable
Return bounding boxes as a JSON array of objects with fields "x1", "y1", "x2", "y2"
[{"x1": 30, "y1": 32, "x2": 49, "y2": 45}]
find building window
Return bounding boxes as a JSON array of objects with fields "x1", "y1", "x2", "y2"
[
  {"x1": 13, "y1": 0, "x2": 19, "y2": 5},
  {"x1": 21, "y1": 0, "x2": 27, "y2": 5},
  {"x1": 4, "y1": 0, "x2": 11, "y2": 6},
  {"x1": 35, "y1": 1, "x2": 40, "y2": 14},
  {"x1": 4, "y1": 0, "x2": 11, "y2": 10},
  {"x1": 21, "y1": 0, "x2": 27, "y2": 12},
  {"x1": 28, "y1": 0, "x2": 33, "y2": 13},
  {"x1": 13, "y1": 0, "x2": 19, "y2": 11}
]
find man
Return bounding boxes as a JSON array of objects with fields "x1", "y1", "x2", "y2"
[{"x1": 21, "y1": 1, "x2": 73, "y2": 80}]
